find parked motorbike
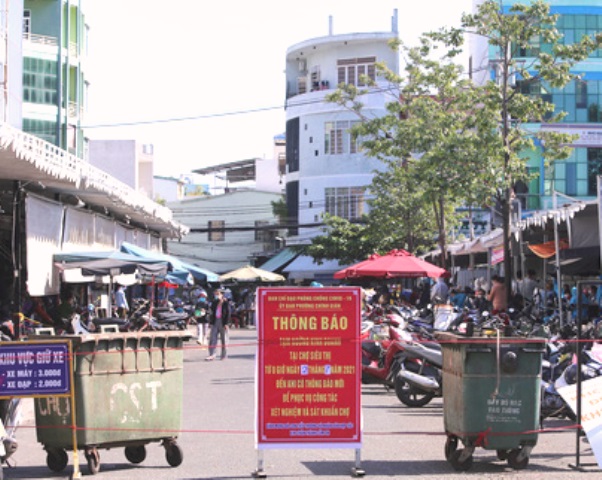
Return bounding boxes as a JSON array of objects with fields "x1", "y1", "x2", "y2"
[
  {"x1": 360, "y1": 317, "x2": 412, "y2": 395},
  {"x1": 540, "y1": 342, "x2": 602, "y2": 424},
  {"x1": 152, "y1": 302, "x2": 190, "y2": 331},
  {"x1": 394, "y1": 339, "x2": 443, "y2": 407}
]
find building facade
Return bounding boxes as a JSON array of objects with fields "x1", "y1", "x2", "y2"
[
  {"x1": 0, "y1": 0, "x2": 24, "y2": 127},
  {"x1": 166, "y1": 190, "x2": 285, "y2": 274},
  {"x1": 22, "y1": 0, "x2": 88, "y2": 157},
  {"x1": 471, "y1": 0, "x2": 602, "y2": 211},
  {"x1": 89, "y1": 140, "x2": 155, "y2": 198},
  {"x1": 284, "y1": 11, "x2": 400, "y2": 243},
  {"x1": 0, "y1": 2, "x2": 187, "y2": 306}
]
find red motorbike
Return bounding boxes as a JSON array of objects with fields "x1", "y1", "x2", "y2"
[{"x1": 360, "y1": 313, "x2": 413, "y2": 398}]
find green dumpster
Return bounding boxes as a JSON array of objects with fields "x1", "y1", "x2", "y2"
[
  {"x1": 33, "y1": 330, "x2": 190, "y2": 475},
  {"x1": 436, "y1": 332, "x2": 545, "y2": 472}
]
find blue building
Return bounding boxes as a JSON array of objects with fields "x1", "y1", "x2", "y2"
[{"x1": 471, "y1": 0, "x2": 602, "y2": 211}]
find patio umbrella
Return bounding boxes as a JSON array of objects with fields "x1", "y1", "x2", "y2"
[
  {"x1": 334, "y1": 249, "x2": 449, "y2": 280},
  {"x1": 218, "y1": 265, "x2": 285, "y2": 283}
]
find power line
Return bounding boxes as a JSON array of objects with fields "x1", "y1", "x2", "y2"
[
  {"x1": 79, "y1": 86, "x2": 398, "y2": 129},
  {"x1": 81, "y1": 105, "x2": 284, "y2": 129},
  {"x1": 25, "y1": 61, "x2": 493, "y2": 134}
]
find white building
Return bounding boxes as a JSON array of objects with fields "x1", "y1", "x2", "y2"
[
  {"x1": 89, "y1": 140, "x2": 155, "y2": 199},
  {"x1": 166, "y1": 190, "x2": 284, "y2": 274},
  {"x1": 284, "y1": 11, "x2": 400, "y2": 243}
]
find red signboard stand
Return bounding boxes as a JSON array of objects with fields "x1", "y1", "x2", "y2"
[{"x1": 254, "y1": 286, "x2": 364, "y2": 477}]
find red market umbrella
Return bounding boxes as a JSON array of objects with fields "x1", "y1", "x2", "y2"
[{"x1": 334, "y1": 249, "x2": 449, "y2": 280}]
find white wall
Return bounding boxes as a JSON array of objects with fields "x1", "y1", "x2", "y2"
[
  {"x1": 166, "y1": 190, "x2": 284, "y2": 273},
  {"x1": 88, "y1": 139, "x2": 137, "y2": 190},
  {"x1": 1, "y1": 0, "x2": 24, "y2": 127}
]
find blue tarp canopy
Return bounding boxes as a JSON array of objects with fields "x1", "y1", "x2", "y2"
[
  {"x1": 120, "y1": 242, "x2": 219, "y2": 284},
  {"x1": 258, "y1": 248, "x2": 298, "y2": 272},
  {"x1": 54, "y1": 250, "x2": 169, "y2": 277}
]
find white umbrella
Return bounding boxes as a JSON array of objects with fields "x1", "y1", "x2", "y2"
[{"x1": 218, "y1": 265, "x2": 285, "y2": 283}]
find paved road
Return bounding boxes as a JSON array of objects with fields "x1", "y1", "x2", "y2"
[{"x1": 4, "y1": 328, "x2": 602, "y2": 479}]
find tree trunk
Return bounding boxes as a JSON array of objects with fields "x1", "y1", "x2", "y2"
[
  {"x1": 437, "y1": 196, "x2": 447, "y2": 269},
  {"x1": 502, "y1": 188, "x2": 513, "y2": 305}
]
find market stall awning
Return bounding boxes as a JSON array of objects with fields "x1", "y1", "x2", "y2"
[
  {"x1": 53, "y1": 250, "x2": 169, "y2": 276},
  {"x1": 258, "y1": 248, "x2": 298, "y2": 272},
  {"x1": 527, "y1": 239, "x2": 569, "y2": 259},
  {"x1": 284, "y1": 256, "x2": 350, "y2": 281},
  {"x1": 120, "y1": 242, "x2": 219, "y2": 283}
]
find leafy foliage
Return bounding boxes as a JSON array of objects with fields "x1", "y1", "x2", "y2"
[{"x1": 306, "y1": 1, "x2": 602, "y2": 279}]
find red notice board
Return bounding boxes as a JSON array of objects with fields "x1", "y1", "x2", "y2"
[{"x1": 255, "y1": 287, "x2": 362, "y2": 448}]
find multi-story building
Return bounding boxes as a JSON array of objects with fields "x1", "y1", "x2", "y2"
[
  {"x1": 166, "y1": 189, "x2": 285, "y2": 274},
  {"x1": 22, "y1": 0, "x2": 88, "y2": 157},
  {"x1": 470, "y1": 0, "x2": 602, "y2": 211},
  {"x1": 89, "y1": 140, "x2": 155, "y2": 198},
  {"x1": 284, "y1": 11, "x2": 400, "y2": 243},
  {"x1": 0, "y1": 0, "x2": 24, "y2": 127},
  {"x1": 0, "y1": 1, "x2": 187, "y2": 304}
]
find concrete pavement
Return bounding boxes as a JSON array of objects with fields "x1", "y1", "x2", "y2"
[{"x1": 3, "y1": 328, "x2": 602, "y2": 479}]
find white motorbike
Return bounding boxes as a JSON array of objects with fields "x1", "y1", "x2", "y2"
[{"x1": 0, "y1": 398, "x2": 20, "y2": 479}]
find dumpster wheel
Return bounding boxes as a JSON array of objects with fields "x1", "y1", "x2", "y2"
[
  {"x1": 444, "y1": 435, "x2": 458, "y2": 460},
  {"x1": 85, "y1": 447, "x2": 100, "y2": 475},
  {"x1": 448, "y1": 447, "x2": 474, "y2": 472},
  {"x1": 496, "y1": 449, "x2": 509, "y2": 461},
  {"x1": 507, "y1": 446, "x2": 531, "y2": 470},
  {"x1": 45, "y1": 447, "x2": 68, "y2": 472},
  {"x1": 125, "y1": 445, "x2": 147, "y2": 464},
  {"x1": 163, "y1": 438, "x2": 183, "y2": 467}
]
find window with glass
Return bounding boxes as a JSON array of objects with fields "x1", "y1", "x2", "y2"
[
  {"x1": 517, "y1": 78, "x2": 602, "y2": 124},
  {"x1": 22, "y1": 119, "x2": 57, "y2": 145},
  {"x1": 556, "y1": 14, "x2": 602, "y2": 59},
  {"x1": 23, "y1": 57, "x2": 58, "y2": 106},
  {"x1": 325, "y1": 187, "x2": 366, "y2": 220},
  {"x1": 324, "y1": 120, "x2": 360, "y2": 155},
  {"x1": 516, "y1": 15, "x2": 602, "y2": 59},
  {"x1": 588, "y1": 148, "x2": 602, "y2": 196},
  {"x1": 208, "y1": 220, "x2": 225, "y2": 241},
  {"x1": 337, "y1": 57, "x2": 376, "y2": 87},
  {"x1": 23, "y1": 10, "x2": 31, "y2": 35},
  {"x1": 255, "y1": 220, "x2": 268, "y2": 242}
]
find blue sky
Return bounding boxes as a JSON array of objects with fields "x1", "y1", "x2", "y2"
[{"x1": 84, "y1": 0, "x2": 473, "y2": 177}]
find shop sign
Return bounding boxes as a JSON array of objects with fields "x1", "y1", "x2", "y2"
[{"x1": 0, "y1": 342, "x2": 71, "y2": 397}]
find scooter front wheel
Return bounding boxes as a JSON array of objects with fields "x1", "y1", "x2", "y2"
[{"x1": 394, "y1": 372, "x2": 435, "y2": 407}]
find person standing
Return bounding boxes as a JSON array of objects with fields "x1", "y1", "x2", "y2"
[
  {"x1": 193, "y1": 289, "x2": 209, "y2": 345},
  {"x1": 487, "y1": 275, "x2": 508, "y2": 313},
  {"x1": 115, "y1": 285, "x2": 129, "y2": 318},
  {"x1": 521, "y1": 269, "x2": 538, "y2": 304},
  {"x1": 430, "y1": 276, "x2": 449, "y2": 304},
  {"x1": 207, "y1": 289, "x2": 230, "y2": 361}
]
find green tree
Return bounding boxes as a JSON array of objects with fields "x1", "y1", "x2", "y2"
[
  {"x1": 271, "y1": 197, "x2": 287, "y2": 224},
  {"x1": 325, "y1": 20, "x2": 498, "y2": 267},
  {"x1": 304, "y1": 215, "x2": 371, "y2": 265},
  {"x1": 455, "y1": 0, "x2": 602, "y2": 300}
]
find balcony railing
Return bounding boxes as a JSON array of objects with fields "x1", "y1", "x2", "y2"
[
  {"x1": 0, "y1": 123, "x2": 188, "y2": 236},
  {"x1": 23, "y1": 34, "x2": 80, "y2": 59},
  {"x1": 23, "y1": 33, "x2": 58, "y2": 47}
]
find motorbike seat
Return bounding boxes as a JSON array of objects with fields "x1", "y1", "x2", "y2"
[
  {"x1": 156, "y1": 312, "x2": 189, "y2": 323},
  {"x1": 403, "y1": 342, "x2": 443, "y2": 367}
]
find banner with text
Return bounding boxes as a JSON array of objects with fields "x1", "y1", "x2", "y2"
[
  {"x1": 256, "y1": 287, "x2": 362, "y2": 448},
  {"x1": 558, "y1": 375, "x2": 602, "y2": 468}
]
